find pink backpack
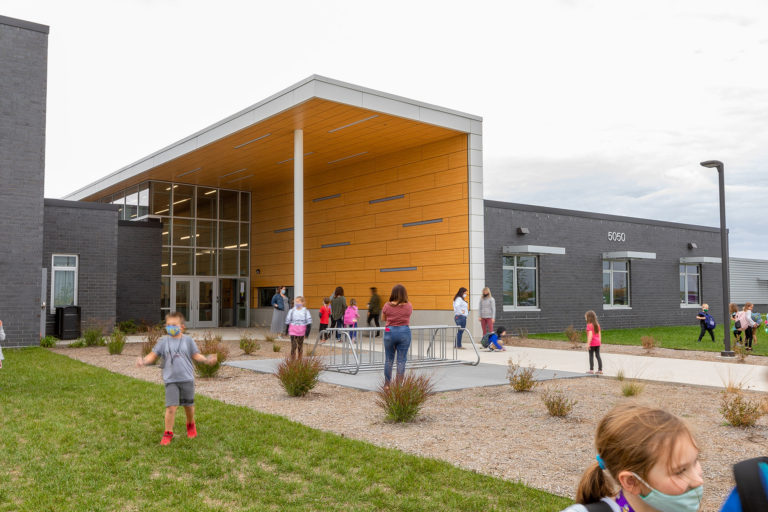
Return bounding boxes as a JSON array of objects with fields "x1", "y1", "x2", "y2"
[{"x1": 344, "y1": 305, "x2": 358, "y2": 325}]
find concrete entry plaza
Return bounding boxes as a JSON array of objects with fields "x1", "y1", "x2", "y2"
[{"x1": 226, "y1": 357, "x2": 583, "y2": 392}]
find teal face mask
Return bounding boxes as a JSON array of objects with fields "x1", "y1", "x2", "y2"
[
  {"x1": 165, "y1": 325, "x2": 181, "y2": 337},
  {"x1": 633, "y1": 473, "x2": 703, "y2": 512}
]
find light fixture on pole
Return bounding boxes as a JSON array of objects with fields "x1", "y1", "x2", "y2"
[{"x1": 700, "y1": 160, "x2": 734, "y2": 357}]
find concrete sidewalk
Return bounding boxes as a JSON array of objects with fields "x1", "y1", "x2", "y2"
[{"x1": 457, "y1": 346, "x2": 768, "y2": 392}]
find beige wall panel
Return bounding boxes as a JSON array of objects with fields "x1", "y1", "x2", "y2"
[
  {"x1": 410, "y1": 248, "x2": 464, "y2": 266},
  {"x1": 386, "y1": 236, "x2": 436, "y2": 255},
  {"x1": 363, "y1": 254, "x2": 412, "y2": 270}
]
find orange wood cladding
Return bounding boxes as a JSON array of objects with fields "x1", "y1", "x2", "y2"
[{"x1": 251, "y1": 134, "x2": 470, "y2": 311}]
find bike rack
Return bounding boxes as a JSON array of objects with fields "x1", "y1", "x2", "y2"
[{"x1": 310, "y1": 325, "x2": 480, "y2": 375}]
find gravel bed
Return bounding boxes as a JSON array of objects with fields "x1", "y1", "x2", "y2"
[{"x1": 52, "y1": 340, "x2": 768, "y2": 511}]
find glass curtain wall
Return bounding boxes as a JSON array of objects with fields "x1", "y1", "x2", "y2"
[{"x1": 100, "y1": 181, "x2": 250, "y2": 321}]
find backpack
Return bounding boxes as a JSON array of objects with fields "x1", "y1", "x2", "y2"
[
  {"x1": 719, "y1": 456, "x2": 768, "y2": 511},
  {"x1": 480, "y1": 333, "x2": 492, "y2": 348},
  {"x1": 704, "y1": 313, "x2": 716, "y2": 330},
  {"x1": 583, "y1": 502, "x2": 613, "y2": 512}
]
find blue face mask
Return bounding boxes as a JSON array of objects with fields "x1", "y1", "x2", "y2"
[
  {"x1": 165, "y1": 325, "x2": 181, "y2": 337},
  {"x1": 633, "y1": 473, "x2": 703, "y2": 512}
]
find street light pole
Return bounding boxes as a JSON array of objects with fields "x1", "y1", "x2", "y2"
[{"x1": 700, "y1": 160, "x2": 734, "y2": 357}]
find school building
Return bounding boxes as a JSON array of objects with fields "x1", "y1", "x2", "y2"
[{"x1": 3, "y1": 14, "x2": 766, "y2": 347}]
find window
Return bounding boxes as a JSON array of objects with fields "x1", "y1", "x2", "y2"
[
  {"x1": 502, "y1": 255, "x2": 538, "y2": 309},
  {"x1": 603, "y1": 260, "x2": 630, "y2": 307},
  {"x1": 257, "y1": 286, "x2": 294, "y2": 307},
  {"x1": 680, "y1": 264, "x2": 701, "y2": 306},
  {"x1": 51, "y1": 254, "x2": 78, "y2": 313}
]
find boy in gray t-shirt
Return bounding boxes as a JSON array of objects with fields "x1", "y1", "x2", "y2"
[{"x1": 137, "y1": 312, "x2": 216, "y2": 445}]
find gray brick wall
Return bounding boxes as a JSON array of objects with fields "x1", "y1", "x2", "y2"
[
  {"x1": 43, "y1": 200, "x2": 119, "y2": 336},
  {"x1": 484, "y1": 201, "x2": 725, "y2": 333},
  {"x1": 117, "y1": 219, "x2": 162, "y2": 326},
  {"x1": 0, "y1": 18, "x2": 49, "y2": 346}
]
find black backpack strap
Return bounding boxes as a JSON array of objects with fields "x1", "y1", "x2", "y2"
[
  {"x1": 583, "y1": 501, "x2": 613, "y2": 512},
  {"x1": 733, "y1": 456, "x2": 768, "y2": 512}
]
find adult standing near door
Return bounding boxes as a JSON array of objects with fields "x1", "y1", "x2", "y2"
[
  {"x1": 270, "y1": 286, "x2": 289, "y2": 339},
  {"x1": 367, "y1": 287, "x2": 382, "y2": 336},
  {"x1": 478, "y1": 287, "x2": 496, "y2": 336},
  {"x1": 381, "y1": 284, "x2": 413, "y2": 386},
  {"x1": 330, "y1": 286, "x2": 347, "y2": 340},
  {"x1": 453, "y1": 287, "x2": 469, "y2": 349}
]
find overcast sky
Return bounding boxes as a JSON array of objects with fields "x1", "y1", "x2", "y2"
[{"x1": 5, "y1": 0, "x2": 768, "y2": 258}]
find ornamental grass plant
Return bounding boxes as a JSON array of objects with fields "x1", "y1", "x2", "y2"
[
  {"x1": 376, "y1": 373, "x2": 435, "y2": 423},
  {"x1": 194, "y1": 332, "x2": 229, "y2": 378},
  {"x1": 275, "y1": 356, "x2": 324, "y2": 397}
]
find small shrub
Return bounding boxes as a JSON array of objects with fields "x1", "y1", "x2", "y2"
[
  {"x1": 376, "y1": 373, "x2": 435, "y2": 422},
  {"x1": 516, "y1": 327, "x2": 529, "y2": 340},
  {"x1": 507, "y1": 360, "x2": 537, "y2": 392},
  {"x1": 83, "y1": 327, "x2": 105, "y2": 347},
  {"x1": 117, "y1": 319, "x2": 139, "y2": 335},
  {"x1": 141, "y1": 327, "x2": 163, "y2": 358},
  {"x1": 273, "y1": 343, "x2": 281, "y2": 353},
  {"x1": 641, "y1": 335, "x2": 656, "y2": 353},
  {"x1": 107, "y1": 329, "x2": 127, "y2": 355},
  {"x1": 564, "y1": 325, "x2": 584, "y2": 348},
  {"x1": 621, "y1": 380, "x2": 644, "y2": 397},
  {"x1": 40, "y1": 335, "x2": 58, "y2": 348},
  {"x1": 275, "y1": 356, "x2": 324, "y2": 397},
  {"x1": 240, "y1": 334, "x2": 260, "y2": 355},
  {"x1": 721, "y1": 392, "x2": 763, "y2": 427},
  {"x1": 68, "y1": 339, "x2": 86, "y2": 348},
  {"x1": 541, "y1": 386, "x2": 576, "y2": 417},
  {"x1": 265, "y1": 333, "x2": 277, "y2": 342},
  {"x1": 194, "y1": 332, "x2": 229, "y2": 378},
  {"x1": 616, "y1": 368, "x2": 626, "y2": 382},
  {"x1": 735, "y1": 344, "x2": 749, "y2": 362}
]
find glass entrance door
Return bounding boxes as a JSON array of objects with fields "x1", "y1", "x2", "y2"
[
  {"x1": 196, "y1": 278, "x2": 217, "y2": 328},
  {"x1": 171, "y1": 277, "x2": 217, "y2": 328}
]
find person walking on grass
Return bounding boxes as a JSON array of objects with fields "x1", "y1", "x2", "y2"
[
  {"x1": 285, "y1": 296, "x2": 312, "y2": 359},
  {"x1": 136, "y1": 312, "x2": 217, "y2": 446},
  {"x1": 270, "y1": 286, "x2": 289, "y2": 339},
  {"x1": 453, "y1": 287, "x2": 469, "y2": 349},
  {"x1": 585, "y1": 310, "x2": 603, "y2": 375},
  {"x1": 479, "y1": 287, "x2": 496, "y2": 336},
  {"x1": 330, "y1": 287, "x2": 347, "y2": 340},
  {"x1": 382, "y1": 284, "x2": 413, "y2": 387},
  {"x1": 367, "y1": 287, "x2": 382, "y2": 336},
  {"x1": 742, "y1": 302, "x2": 758, "y2": 351},
  {"x1": 561, "y1": 404, "x2": 703, "y2": 512},
  {"x1": 695, "y1": 303, "x2": 716, "y2": 342},
  {"x1": 0, "y1": 319, "x2": 5, "y2": 369},
  {"x1": 730, "y1": 302, "x2": 743, "y2": 346}
]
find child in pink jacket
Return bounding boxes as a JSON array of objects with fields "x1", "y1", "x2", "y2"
[{"x1": 344, "y1": 299, "x2": 360, "y2": 341}]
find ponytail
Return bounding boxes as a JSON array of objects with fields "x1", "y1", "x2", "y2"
[{"x1": 575, "y1": 462, "x2": 615, "y2": 504}]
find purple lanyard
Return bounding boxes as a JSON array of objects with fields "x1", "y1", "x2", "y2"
[{"x1": 614, "y1": 491, "x2": 635, "y2": 512}]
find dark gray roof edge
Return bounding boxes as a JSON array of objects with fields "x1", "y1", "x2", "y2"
[
  {"x1": 44, "y1": 198, "x2": 117, "y2": 211},
  {"x1": 0, "y1": 15, "x2": 49, "y2": 34},
  {"x1": 484, "y1": 200, "x2": 721, "y2": 233}
]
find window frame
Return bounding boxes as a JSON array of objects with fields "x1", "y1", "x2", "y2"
[
  {"x1": 50, "y1": 254, "x2": 79, "y2": 314},
  {"x1": 602, "y1": 259, "x2": 631, "y2": 309},
  {"x1": 502, "y1": 254, "x2": 540, "y2": 312},
  {"x1": 679, "y1": 263, "x2": 702, "y2": 308}
]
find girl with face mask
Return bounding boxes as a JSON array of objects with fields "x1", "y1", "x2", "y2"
[
  {"x1": 562, "y1": 404, "x2": 704, "y2": 512},
  {"x1": 452, "y1": 287, "x2": 469, "y2": 349}
]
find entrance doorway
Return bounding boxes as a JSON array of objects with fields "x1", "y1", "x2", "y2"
[
  {"x1": 171, "y1": 277, "x2": 217, "y2": 328},
  {"x1": 219, "y1": 278, "x2": 249, "y2": 327}
]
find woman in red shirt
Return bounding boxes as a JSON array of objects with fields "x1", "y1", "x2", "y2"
[{"x1": 381, "y1": 284, "x2": 413, "y2": 386}]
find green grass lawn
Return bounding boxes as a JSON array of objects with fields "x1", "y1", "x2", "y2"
[
  {"x1": 0, "y1": 349, "x2": 571, "y2": 512},
  {"x1": 531, "y1": 323, "x2": 768, "y2": 355}
]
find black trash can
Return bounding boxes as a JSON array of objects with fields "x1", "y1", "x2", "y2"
[{"x1": 55, "y1": 305, "x2": 81, "y2": 340}]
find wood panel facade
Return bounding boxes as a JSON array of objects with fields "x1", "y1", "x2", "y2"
[{"x1": 251, "y1": 134, "x2": 470, "y2": 311}]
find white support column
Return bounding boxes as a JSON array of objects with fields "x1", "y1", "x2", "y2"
[{"x1": 293, "y1": 129, "x2": 304, "y2": 297}]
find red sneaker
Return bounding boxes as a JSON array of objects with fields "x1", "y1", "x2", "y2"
[
  {"x1": 160, "y1": 431, "x2": 173, "y2": 446},
  {"x1": 186, "y1": 422, "x2": 197, "y2": 439}
]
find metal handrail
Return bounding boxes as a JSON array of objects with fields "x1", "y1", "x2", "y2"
[{"x1": 310, "y1": 325, "x2": 480, "y2": 375}]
